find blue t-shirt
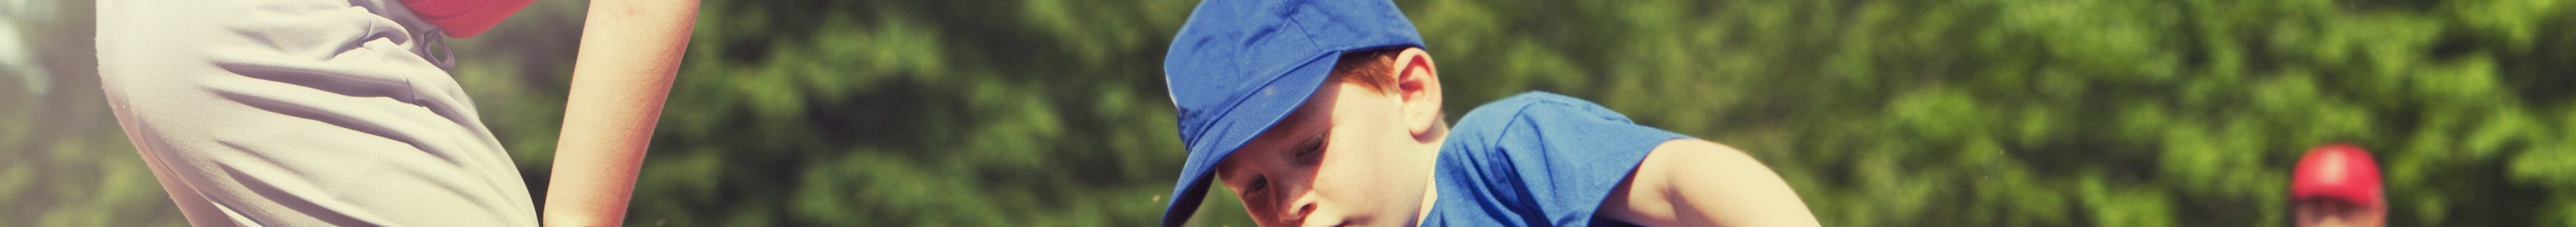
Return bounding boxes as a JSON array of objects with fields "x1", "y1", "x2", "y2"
[{"x1": 1420, "y1": 92, "x2": 1688, "y2": 226}]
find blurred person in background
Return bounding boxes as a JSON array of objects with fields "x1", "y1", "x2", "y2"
[
  {"x1": 2293, "y1": 144, "x2": 2385, "y2": 227},
  {"x1": 93, "y1": 0, "x2": 695, "y2": 225},
  {"x1": 1157, "y1": 0, "x2": 1820, "y2": 226}
]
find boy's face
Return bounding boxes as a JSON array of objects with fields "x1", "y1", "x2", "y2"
[{"x1": 1215, "y1": 80, "x2": 1437, "y2": 227}]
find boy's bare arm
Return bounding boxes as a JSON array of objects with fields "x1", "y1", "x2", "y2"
[
  {"x1": 542, "y1": 0, "x2": 699, "y2": 226},
  {"x1": 1600, "y1": 139, "x2": 1822, "y2": 226}
]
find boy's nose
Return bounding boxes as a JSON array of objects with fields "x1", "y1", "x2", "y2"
[{"x1": 1281, "y1": 192, "x2": 1318, "y2": 224}]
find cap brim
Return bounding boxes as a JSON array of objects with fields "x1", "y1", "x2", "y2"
[{"x1": 1161, "y1": 51, "x2": 1343, "y2": 226}]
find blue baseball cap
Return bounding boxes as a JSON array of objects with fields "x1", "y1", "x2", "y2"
[{"x1": 1159, "y1": 0, "x2": 1423, "y2": 226}]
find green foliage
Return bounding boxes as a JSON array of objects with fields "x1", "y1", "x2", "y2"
[
  {"x1": 6, "y1": 0, "x2": 2576, "y2": 226},
  {"x1": 469, "y1": 0, "x2": 1208, "y2": 226},
  {"x1": 0, "y1": 0, "x2": 192, "y2": 225}
]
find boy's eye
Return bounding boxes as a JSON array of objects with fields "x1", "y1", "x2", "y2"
[
  {"x1": 1292, "y1": 131, "x2": 1326, "y2": 159},
  {"x1": 1247, "y1": 175, "x2": 1270, "y2": 194}
]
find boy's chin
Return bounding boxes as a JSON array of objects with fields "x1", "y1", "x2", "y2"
[
  {"x1": 1343, "y1": 210, "x2": 1431, "y2": 227},
  {"x1": 1296, "y1": 215, "x2": 1388, "y2": 227}
]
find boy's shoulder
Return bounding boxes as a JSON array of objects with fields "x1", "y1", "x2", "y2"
[
  {"x1": 1438, "y1": 90, "x2": 1688, "y2": 184},
  {"x1": 1428, "y1": 91, "x2": 1687, "y2": 225},
  {"x1": 1448, "y1": 91, "x2": 1658, "y2": 142}
]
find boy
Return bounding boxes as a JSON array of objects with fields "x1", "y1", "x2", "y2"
[
  {"x1": 1157, "y1": 0, "x2": 1821, "y2": 226},
  {"x1": 2291, "y1": 144, "x2": 2385, "y2": 227}
]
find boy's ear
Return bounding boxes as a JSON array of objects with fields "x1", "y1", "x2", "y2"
[{"x1": 1390, "y1": 48, "x2": 1443, "y2": 139}]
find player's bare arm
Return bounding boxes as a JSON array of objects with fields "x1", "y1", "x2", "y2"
[
  {"x1": 1602, "y1": 139, "x2": 1823, "y2": 226},
  {"x1": 542, "y1": 0, "x2": 701, "y2": 226}
]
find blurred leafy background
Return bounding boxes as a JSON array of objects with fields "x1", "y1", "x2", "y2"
[{"x1": 6, "y1": 0, "x2": 2576, "y2": 226}]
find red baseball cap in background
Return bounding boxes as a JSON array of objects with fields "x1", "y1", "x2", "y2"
[{"x1": 2293, "y1": 143, "x2": 2384, "y2": 206}]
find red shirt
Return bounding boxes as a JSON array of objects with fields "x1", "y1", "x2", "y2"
[{"x1": 400, "y1": 0, "x2": 534, "y2": 38}]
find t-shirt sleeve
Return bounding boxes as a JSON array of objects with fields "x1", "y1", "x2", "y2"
[{"x1": 1432, "y1": 93, "x2": 1687, "y2": 226}]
